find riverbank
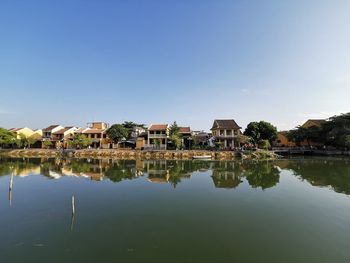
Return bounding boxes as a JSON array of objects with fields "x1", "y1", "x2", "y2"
[{"x1": 0, "y1": 148, "x2": 280, "y2": 160}]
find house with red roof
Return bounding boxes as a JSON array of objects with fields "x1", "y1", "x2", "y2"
[{"x1": 146, "y1": 124, "x2": 169, "y2": 150}]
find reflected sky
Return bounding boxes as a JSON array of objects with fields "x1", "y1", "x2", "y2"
[{"x1": 1, "y1": 157, "x2": 350, "y2": 263}]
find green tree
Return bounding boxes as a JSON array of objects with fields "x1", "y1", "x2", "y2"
[
  {"x1": 18, "y1": 133, "x2": 29, "y2": 148},
  {"x1": 122, "y1": 121, "x2": 146, "y2": 129},
  {"x1": 258, "y1": 139, "x2": 271, "y2": 149},
  {"x1": 43, "y1": 140, "x2": 53, "y2": 149},
  {"x1": 244, "y1": 121, "x2": 277, "y2": 145},
  {"x1": 343, "y1": 135, "x2": 350, "y2": 148},
  {"x1": 169, "y1": 121, "x2": 181, "y2": 149},
  {"x1": 26, "y1": 137, "x2": 37, "y2": 148},
  {"x1": 69, "y1": 134, "x2": 92, "y2": 149},
  {"x1": 106, "y1": 124, "x2": 129, "y2": 144},
  {"x1": 0, "y1": 128, "x2": 16, "y2": 148},
  {"x1": 287, "y1": 125, "x2": 322, "y2": 146},
  {"x1": 321, "y1": 113, "x2": 350, "y2": 148},
  {"x1": 244, "y1": 122, "x2": 260, "y2": 143},
  {"x1": 169, "y1": 121, "x2": 180, "y2": 137}
]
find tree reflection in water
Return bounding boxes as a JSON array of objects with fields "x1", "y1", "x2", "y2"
[
  {"x1": 274, "y1": 158, "x2": 350, "y2": 195},
  {"x1": 243, "y1": 161, "x2": 280, "y2": 190},
  {"x1": 1, "y1": 157, "x2": 350, "y2": 195}
]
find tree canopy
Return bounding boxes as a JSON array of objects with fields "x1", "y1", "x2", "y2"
[
  {"x1": 244, "y1": 121, "x2": 277, "y2": 145},
  {"x1": 69, "y1": 134, "x2": 92, "y2": 148},
  {"x1": 106, "y1": 124, "x2": 129, "y2": 143},
  {"x1": 122, "y1": 121, "x2": 146, "y2": 129},
  {"x1": 169, "y1": 121, "x2": 181, "y2": 149},
  {"x1": 0, "y1": 128, "x2": 16, "y2": 148},
  {"x1": 287, "y1": 113, "x2": 350, "y2": 148}
]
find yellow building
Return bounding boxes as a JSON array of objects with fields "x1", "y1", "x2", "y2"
[
  {"x1": 301, "y1": 119, "x2": 326, "y2": 129},
  {"x1": 9, "y1": 127, "x2": 38, "y2": 139},
  {"x1": 300, "y1": 119, "x2": 326, "y2": 147},
  {"x1": 274, "y1": 131, "x2": 296, "y2": 147},
  {"x1": 9, "y1": 127, "x2": 43, "y2": 147}
]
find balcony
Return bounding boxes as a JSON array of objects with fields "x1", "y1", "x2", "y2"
[{"x1": 148, "y1": 134, "x2": 167, "y2": 138}]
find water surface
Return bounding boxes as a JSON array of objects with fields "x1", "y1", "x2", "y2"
[{"x1": 0, "y1": 157, "x2": 349, "y2": 263}]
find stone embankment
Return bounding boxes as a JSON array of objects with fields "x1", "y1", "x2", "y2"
[{"x1": 0, "y1": 149, "x2": 280, "y2": 160}]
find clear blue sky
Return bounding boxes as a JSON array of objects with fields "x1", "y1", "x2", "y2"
[{"x1": 1, "y1": 0, "x2": 349, "y2": 131}]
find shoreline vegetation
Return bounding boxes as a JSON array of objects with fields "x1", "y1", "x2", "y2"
[{"x1": 0, "y1": 149, "x2": 282, "y2": 160}]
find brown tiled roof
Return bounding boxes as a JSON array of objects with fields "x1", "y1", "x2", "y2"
[
  {"x1": 82, "y1": 128, "x2": 105, "y2": 134},
  {"x1": 149, "y1": 124, "x2": 168, "y2": 131},
  {"x1": 52, "y1": 127, "x2": 73, "y2": 135},
  {"x1": 179, "y1": 127, "x2": 191, "y2": 133},
  {"x1": 211, "y1": 119, "x2": 241, "y2": 130},
  {"x1": 43, "y1": 125, "x2": 60, "y2": 132}
]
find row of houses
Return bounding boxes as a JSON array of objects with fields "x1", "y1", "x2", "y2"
[
  {"x1": 9, "y1": 118, "x2": 326, "y2": 150},
  {"x1": 9, "y1": 119, "x2": 243, "y2": 150}
]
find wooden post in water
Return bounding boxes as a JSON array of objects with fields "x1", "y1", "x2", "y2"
[
  {"x1": 9, "y1": 175, "x2": 13, "y2": 206},
  {"x1": 71, "y1": 195, "x2": 76, "y2": 231},
  {"x1": 9, "y1": 174, "x2": 13, "y2": 191},
  {"x1": 71, "y1": 195, "x2": 75, "y2": 215}
]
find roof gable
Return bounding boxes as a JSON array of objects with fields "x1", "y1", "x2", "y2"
[
  {"x1": 149, "y1": 124, "x2": 168, "y2": 131},
  {"x1": 43, "y1": 125, "x2": 61, "y2": 132},
  {"x1": 302, "y1": 119, "x2": 326, "y2": 128},
  {"x1": 211, "y1": 119, "x2": 241, "y2": 130}
]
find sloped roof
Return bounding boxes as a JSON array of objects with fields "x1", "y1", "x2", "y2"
[
  {"x1": 82, "y1": 128, "x2": 105, "y2": 134},
  {"x1": 42, "y1": 125, "x2": 60, "y2": 132},
  {"x1": 302, "y1": 119, "x2": 326, "y2": 128},
  {"x1": 211, "y1": 119, "x2": 241, "y2": 130},
  {"x1": 149, "y1": 124, "x2": 168, "y2": 131},
  {"x1": 179, "y1": 127, "x2": 191, "y2": 133},
  {"x1": 9, "y1": 128, "x2": 22, "y2": 132},
  {"x1": 52, "y1": 127, "x2": 74, "y2": 135}
]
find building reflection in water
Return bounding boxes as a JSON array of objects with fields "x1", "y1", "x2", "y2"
[{"x1": 1, "y1": 157, "x2": 350, "y2": 195}]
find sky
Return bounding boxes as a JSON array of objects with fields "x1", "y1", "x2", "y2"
[{"x1": 0, "y1": 0, "x2": 349, "y2": 131}]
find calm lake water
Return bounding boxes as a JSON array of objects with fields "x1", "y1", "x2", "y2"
[{"x1": 0, "y1": 157, "x2": 350, "y2": 263}]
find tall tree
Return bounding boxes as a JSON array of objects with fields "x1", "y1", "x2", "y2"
[
  {"x1": 0, "y1": 128, "x2": 16, "y2": 148},
  {"x1": 122, "y1": 121, "x2": 146, "y2": 129},
  {"x1": 69, "y1": 134, "x2": 92, "y2": 149},
  {"x1": 106, "y1": 124, "x2": 129, "y2": 144},
  {"x1": 169, "y1": 122, "x2": 181, "y2": 149},
  {"x1": 244, "y1": 121, "x2": 277, "y2": 145}
]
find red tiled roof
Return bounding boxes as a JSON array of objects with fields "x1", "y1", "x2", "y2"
[
  {"x1": 179, "y1": 127, "x2": 191, "y2": 133},
  {"x1": 148, "y1": 124, "x2": 168, "y2": 131}
]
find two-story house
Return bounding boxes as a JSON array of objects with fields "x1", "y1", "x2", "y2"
[
  {"x1": 211, "y1": 119, "x2": 241, "y2": 149},
  {"x1": 81, "y1": 122, "x2": 109, "y2": 149},
  {"x1": 52, "y1": 126, "x2": 78, "y2": 148},
  {"x1": 42, "y1": 125, "x2": 64, "y2": 148},
  {"x1": 146, "y1": 124, "x2": 169, "y2": 150}
]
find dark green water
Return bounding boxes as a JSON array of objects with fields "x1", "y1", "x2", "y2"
[{"x1": 0, "y1": 157, "x2": 350, "y2": 263}]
